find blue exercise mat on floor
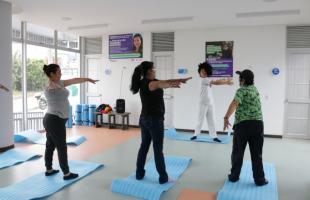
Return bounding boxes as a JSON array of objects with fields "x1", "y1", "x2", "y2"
[
  {"x1": 0, "y1": 160, "x2": 103, "y2": 200},
  {"x1": 217, "y1": 161, "x2": 278, "y2": 200},
  {"x1": 14, "y1": 130, "x2": 86, "y2": 146},
  {"x1": 164, "y1": 128, "x2": 231, "y2": 144},
  {"x1": 0, "y1": 149, "x2": 41, "y2": 169},
  {"x1": 66, "y1": 135, "x2": 87, "y2": 145},
  {"x1": 111, "y1": 156, "x2": 192, "y2": 200}
]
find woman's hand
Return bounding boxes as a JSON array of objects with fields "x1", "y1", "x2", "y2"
[
  {"x1": 223, "y1": 117, "x2": 231, "y2": 131},
  {"x1": 0, "y1": 84, "x2": 9, "y2": 92},
  {"x1": 180, "y1": 77, "x2": 192, "y2": 83},
  {"x1": 168, "y1": 77, "x2": 192, "y2": 88},
  {"x1": 168, "y1": 81, "x2": 181, "y2": 88},
  {"x1": 88, "y1": 79, "x2": 99, "y2": 84}
]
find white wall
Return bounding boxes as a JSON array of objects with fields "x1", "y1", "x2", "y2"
[
  {"x1": 98, "y1": 25, "x2": 286, "y2": 135},
  {"x1": 174, "y1": 25, "x2": 286, "y2": 135},
  {"x1": 0, "y1": 0, "x2": 13, "y2": 148},
  {"x1": 96, "y1": 32, "x2": 152, "y2": 125}
]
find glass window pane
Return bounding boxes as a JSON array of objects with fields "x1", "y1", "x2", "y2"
[
  {"x1": 26, "y1": 45, "x2": 55, "y2": 131},
  {"x1": 26, "y1": 23, "x2": 54, "y2": 46},
  {"x1": 12, "y1": 42, "x2": 23, "y2": 133},
  {"x1": 57, "y1": 50, "x2": 80, "y2": 113},
  {"x1": 58, "y1": 32, "x2": 79, "y2": 50},
  {"x1": 12, "y1": 19, "x2": 21, "y2": 40}
]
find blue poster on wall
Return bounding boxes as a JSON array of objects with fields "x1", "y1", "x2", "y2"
[
  {"x1": 205, "y1": 41, "x2": 233, "y2": 77},
  {"x1": 109, "y1": 33, "x2": 143, "y2": 59}
]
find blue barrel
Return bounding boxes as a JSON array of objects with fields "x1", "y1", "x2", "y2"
[
  {"x1": 88, "y1": 122, "x2": 95, "y2": 127},
  {"x1": 88, "y1": 104, "x2": 96, "y2": 123},
  {"x1": 75, "y1": 104, "x2": 82, "y2": 125},
  {"x1": 76, "y1": 104, "x2": 82, "y2": 112},
  {"x1": 82, "y1": 104, "x2": 89, "y2": 126},
  {"x1": 65, "y1": 105, "x2": 73, "y2": 128},
  {"x1": 75, "y1": 111, "x2": 82, "y2": 122}
]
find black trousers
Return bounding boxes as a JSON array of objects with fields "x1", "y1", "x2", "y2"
[
  {"x1": 136, "y1": 116, "x2": 168, "y2": 183},
  {"x1": 43, "y1": 113, "x2": 69, "y2": 174},
  {"x1": 230, "y1": 120, "x2": 266, "y2": 183}
]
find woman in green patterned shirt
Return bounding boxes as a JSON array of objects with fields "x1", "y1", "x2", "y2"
[{"x1": 223, "y1": 69, "x2": 268, "y2": 186}]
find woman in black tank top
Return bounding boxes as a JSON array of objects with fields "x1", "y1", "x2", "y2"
[{"x1": 130, "y1": 61, "x2": 191, "y2": 184}]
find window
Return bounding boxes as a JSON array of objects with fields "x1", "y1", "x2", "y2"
[
  {"x1": 12, "y1": 42, "x2": 23, "y2": 132},
  {"x1": 12, "y1": 19, "x2": 21, "y2": 41},
  {"x1": 11, "y1": 20, "x2": 81, "y2": 131},
  {"x1": 26, "y1": 45, "x2": 54, "y2": 132},
  {"x1": 26, "y1": 23, "x2": 54, "y2": 46},
  {"x1": 57, "y1": 50, "x2": 80, "y2": 113},
  {"x1": 58, "y1": 32, "x2": 79, "y2": 50}
]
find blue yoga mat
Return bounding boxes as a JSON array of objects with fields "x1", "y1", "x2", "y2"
[
  {"x1": 0, "y1": 160, "x2": 103, "y2": 200},
  {"x1": 0, "y1": 149, "x2": 41, "y2": 169},
  {"x1": 111, "y1": 155, "x2": 192, "y2": 200},
  {"x1": 14, "y1": 130, "x2": 86, "y2": 146},
  {"x1": 66, "y1": 135, "x2": 87, "y2": 145},
  {"x1": 217, "y1": 161, "x2": 278, "y2": 200},
  {"x1": 164, "y1": 128, "x2": 231, "y2": 144}
]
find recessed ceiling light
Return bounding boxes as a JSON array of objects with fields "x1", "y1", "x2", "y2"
[
  {"x1": 141, "y1": 16, "x2": 194, "y2": 24},
  {"x1": 68, "y1": 23, "x2": 109, "y2": 30},
  {"x1": 236, "y1": 9, "x2": 300, "y2": 18},
  {"x1": 61, "y1": 17, "x2": 72, "y2": 21}
]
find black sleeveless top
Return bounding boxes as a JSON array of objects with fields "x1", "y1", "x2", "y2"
[{"x1": 139, "y1": 78, "x2": 165, "y2": 119}]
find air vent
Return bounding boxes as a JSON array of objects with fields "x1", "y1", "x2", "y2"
[
  {"x1": 287, "y1": 26, "x2": 310, "y2": 48},
  {"x1": 152, "y1": 32, "x2": 174, "y2": 52},
  {"x1": 85, "y1": 37, "x2": 102, "y2": 55}
]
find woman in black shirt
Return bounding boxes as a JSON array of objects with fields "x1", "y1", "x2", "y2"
[{"x1": 130, "y1": 61, "x2": 191, "y2": 184}]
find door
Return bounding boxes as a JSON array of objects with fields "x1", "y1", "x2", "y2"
[
  {"x1": 285, "y1": 51, "x2": 310, "y2": 139},
  {"x1": 152, "y1": 52, "x2": 174, "y2": 128},
  {"x1": 85, "y1": 55, "x2": 103, "y2": 106}
]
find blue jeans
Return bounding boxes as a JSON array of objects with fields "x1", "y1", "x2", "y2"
[{"x1": 136, "y1": 116, "x2": 168, "y2": 183}]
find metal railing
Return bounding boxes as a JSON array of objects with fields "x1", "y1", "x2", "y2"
[{"x1": 13, "y1": 112, "x2": 44, "y2": 133}]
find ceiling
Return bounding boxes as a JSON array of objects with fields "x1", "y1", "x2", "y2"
[{"x1": 7, "y1": 0, "x2": 310, "y2": 37}]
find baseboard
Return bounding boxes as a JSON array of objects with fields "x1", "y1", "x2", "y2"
[
  {"x1": 175, "y1": 128, "x2": 283, "y2": 138},
  {"x1": 0, "y1": 144, "x2": 14, "y2": 152},
  {"x1": 129, "y1": 125, "x2": 140, "y2": 128},
  {"x1": 94, "y1": 123, "x2": 140, "y2": 128},
  {"x1": 264, "y1": 134, "x2": 282, "y2": 138}
]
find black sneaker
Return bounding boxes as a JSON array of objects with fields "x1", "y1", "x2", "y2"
[
  {"x1": 190, "y1": 136, "x2": 197, "y2": 140},
  {"x1": 213, "y1": 138, "x2": 222, "y2": 143},
  {"x1": 63, "y1": 173, "x2": 79, "y2": 180},
  {"x1": 228, "y1": 174, "x2": 239, "y2": 182},
  {"x1": 255, "y1": 179, "x2": 269, "y2": 186},
  {"x1": 45, "y1": 169, "x2": 59, "y2": 176},
  {"x1": 159, "y1": 176, "x2": 169, "y2": 184},
  {"x1": 136, "y1": 170, "x2": 145, "y2": 180}
]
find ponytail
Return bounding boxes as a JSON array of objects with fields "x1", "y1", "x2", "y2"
[
  {"x1": 130, "y1": 65, "x2": 143, "y2": 94},
  {"x1": 130, "y1": 61, "x2": 154, "y2": 94}
]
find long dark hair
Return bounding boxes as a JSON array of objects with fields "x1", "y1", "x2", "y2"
[
  {"x1": 43, "y1": 64, "x2": 60, "y2": 77},
  {"x1": 130, "y1": 61, "x2": 153, "y2": 94}
]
